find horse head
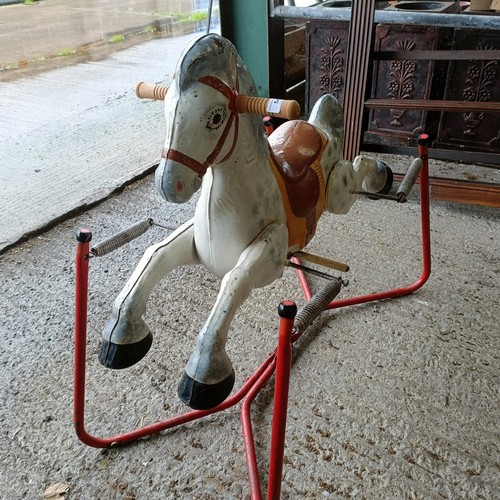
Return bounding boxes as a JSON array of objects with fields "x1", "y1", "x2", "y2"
[{"x1": 155, "y1": 34, "x2": 258, "y2": 203}]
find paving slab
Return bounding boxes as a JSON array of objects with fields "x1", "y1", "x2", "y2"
[{"x1": 0, "y1": 31, "x2": 202, "y2": 252}]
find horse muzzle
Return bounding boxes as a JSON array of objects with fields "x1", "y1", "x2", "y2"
[{"x1": 155, "y1": 157, "x2": 201, "y2": 204}]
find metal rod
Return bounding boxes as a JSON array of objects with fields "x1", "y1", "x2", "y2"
[
  {"x1": 297, "y1": 134, "x2": 432, "y2": 309},
  {"x1": 352, "y1": 190, "x2": 401, "y2": 202},
  {"x1": 242, "y1": 360, "x2": 277, "y2": 500},
  {"x1": 206, "y1": 0, "x2": 214, "y2": 34},
  {"x1": 74, "y1": 229, "x2": 94, "y2": 445},
  {"x1": 365, "y1": 99, "x2": 500, "y2": 113},
  {"x1": 292, "y1": 250, "x2": 349, "y2": 273},
  {"x1": 286, "y1": 260, "x2": 339, "y2": 280},
  {"x1": 362, "y1": 142, "x2": 500, "y2": 166},
  {"x1": 270, "y1": 5, "x2": 500, "y2": 30}
]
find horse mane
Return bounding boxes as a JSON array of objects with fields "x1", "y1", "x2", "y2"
[{"x1": 176, "y1": 34, "x2": 257, "y2": 98}]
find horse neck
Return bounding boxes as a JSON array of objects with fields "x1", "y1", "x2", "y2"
[{"x1": 217, "y1": 114, "x2": 270, "y2": 179}]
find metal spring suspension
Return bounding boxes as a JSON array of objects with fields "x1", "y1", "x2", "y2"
[
  {"x1": 293, "y1": 278, "x2": 343, "y2": 335},
  {"x1": 90, "y1": 219, "x2": 154, "y2": 257}
]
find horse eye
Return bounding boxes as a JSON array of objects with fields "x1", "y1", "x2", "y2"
[{"x1": 206, "y1": 107, "x2": 226, "y2": 131}]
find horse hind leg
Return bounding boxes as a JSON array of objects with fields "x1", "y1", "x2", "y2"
[
  {"x1": 99, "y1": 220, "x2": 198, "y2": 369},
  {"x1": 359, "y1": 157, "x2": 393, "y2": 195},
  {"x1": 178, "y1": 222, "x2": 288, "y2": 410},
  {"x1": 325, "y1": 156, "x2": 393, "y2": 214}
]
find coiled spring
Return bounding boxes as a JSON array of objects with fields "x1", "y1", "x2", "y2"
[
  {"x1": 90, "y1": 219, "x2": 154, "y2": 257},
  {"x1": 293, "y1": 278, "x2": 342, "y2": 335}
]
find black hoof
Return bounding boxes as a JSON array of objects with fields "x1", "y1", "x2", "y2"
[
  {"x1": 178, "y1": 370, "x2": 235, "y2": 410},
  {"x1": 378, "y1": 163, "x2": 393, "y2": 195},
  {"x1": 367, "y1": 164, "x2": 393, "y2": 200},
  {"x1": 98, "y1": 332, "x2": 153, "y2": 369}
]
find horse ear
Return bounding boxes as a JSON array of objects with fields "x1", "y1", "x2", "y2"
[{"x1": 229, "y1": 50, "x2": 238, "y2": 87}]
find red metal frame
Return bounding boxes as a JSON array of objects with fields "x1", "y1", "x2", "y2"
[
  {"x1": 73, "y1": 139, "x2": 430, "y2": 498},
  {"x1": 295, "y1": 137, "x2": 431, "y2": 308}
]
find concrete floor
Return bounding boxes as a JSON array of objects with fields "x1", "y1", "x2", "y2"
[
  {"x1": 0, "y1": 0, "x2": 212, "y2": 252},
  {"x1": 0, "y1": 31, "x2": 197, "y2": 252},
  {"x1": 1, "y1": 1, "x2": 499, "y2": 498}
]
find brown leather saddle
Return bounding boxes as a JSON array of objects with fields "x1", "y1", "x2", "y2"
[{"x1": 268, "y1": 120, "x2": 324, "y2": 218}]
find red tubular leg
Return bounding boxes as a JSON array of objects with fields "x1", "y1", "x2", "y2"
[
  {"x1": 73, "y1": 229, "x2": 105, "y2": 446},
  {"x1": 267, "y1": 301, "x2": 297, "y2": 500},
  {"x1": 417, "y1": 134, "x2": 431, "y2": 283}
]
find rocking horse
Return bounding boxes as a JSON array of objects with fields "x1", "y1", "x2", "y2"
[{"x1": 98, "y1": 34, "x2": 393, "y2": 410}]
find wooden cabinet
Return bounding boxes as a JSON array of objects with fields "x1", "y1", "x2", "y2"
[{"x1": 305, "y1": 19, "x2": 499, "y2": 159}]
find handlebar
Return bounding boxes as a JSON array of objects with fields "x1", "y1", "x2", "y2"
[{"x1": 135, "y1": 81, "x2": 301, "y2": 120}]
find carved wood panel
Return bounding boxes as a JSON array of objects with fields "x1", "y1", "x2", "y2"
[
  {"x1": 435, "y1": 29, "x2": 500, "y2": 153},
  {"x1": 364, "y1": 24, "x2": 450, "y2": 147},
  {"x1": 305, "y1": 20, "x2": 349, "y2": 114}
]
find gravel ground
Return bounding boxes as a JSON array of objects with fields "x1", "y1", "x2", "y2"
[{"x1": 1, "y1": 170, "x2": 498, "y2": 499}]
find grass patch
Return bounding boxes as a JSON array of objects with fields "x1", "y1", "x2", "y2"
[
  {"x1": 178, "y1": 11, "x2": 208, "y2": 23},
  {"x1": 57, "y1": 48, "x2": 76, "y2": 57},
  {"x1": 150, "y1": 10, "x2": 210, "y2": 22},
  {"x1": 189, "y1": 12, "x2": 208, "y2": 22},
  {"x1": 144, "y1": 25, "x2": 155, "y2": 34},
  {"x1": 108, "y1": 34, "x2": 125, "y2": 43}
]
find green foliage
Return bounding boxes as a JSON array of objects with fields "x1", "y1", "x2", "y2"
[
  {"x1": 188, "y1": 12, "x2": 208, "y2": 22},
  {"x1": 57, "y1": 49, "x2": 76, "y2": 57},
  {"x1": 178, "y1": 11, "x2": 208, "y2": 23},
  {"x1": 151, "y1": 10, "x2": 208, "y2": 23},
  {"x1": 108, "y1": 34, "x2": 125, "y2": 43}
]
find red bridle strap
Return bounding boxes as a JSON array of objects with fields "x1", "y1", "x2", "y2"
[{"x1": 165, "y1": 75, "x2": 240, "y2": 178}]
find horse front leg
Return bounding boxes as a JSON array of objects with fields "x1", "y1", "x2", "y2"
[
  {"x1": 99, "y1": 219, "x2": 199, "y2": 369},
  {"x1": 178, "y1": 222, "x2": 289, "y2": 410}
]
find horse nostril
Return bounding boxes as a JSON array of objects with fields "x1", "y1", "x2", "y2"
[{"x1": 176, "y1": 180, "x2": 184, "y2": 193}]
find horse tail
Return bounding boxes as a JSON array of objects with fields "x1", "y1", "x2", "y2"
[
  {"x1": 308, "y1": 94, "x2": 344, "y2": 140},
  {"x1": 308, "y1": 94, "x2": 344, "y2": 181}
]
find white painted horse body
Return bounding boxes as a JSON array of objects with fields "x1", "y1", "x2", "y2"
[{"x1": 99, "y1": 34, "x2": 391, "y2": 409}]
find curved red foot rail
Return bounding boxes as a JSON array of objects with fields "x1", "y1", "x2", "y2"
[{"x1": 74, "y1": 232, "x2": 295, "y2": 497}]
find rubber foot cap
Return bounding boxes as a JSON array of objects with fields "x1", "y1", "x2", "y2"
[
  {"x1": 178, "y1": 370, "x2": 235, "y2": 410},
  {"x1": 98, "y1": 332, "x2": 153, "y2": 369}
]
